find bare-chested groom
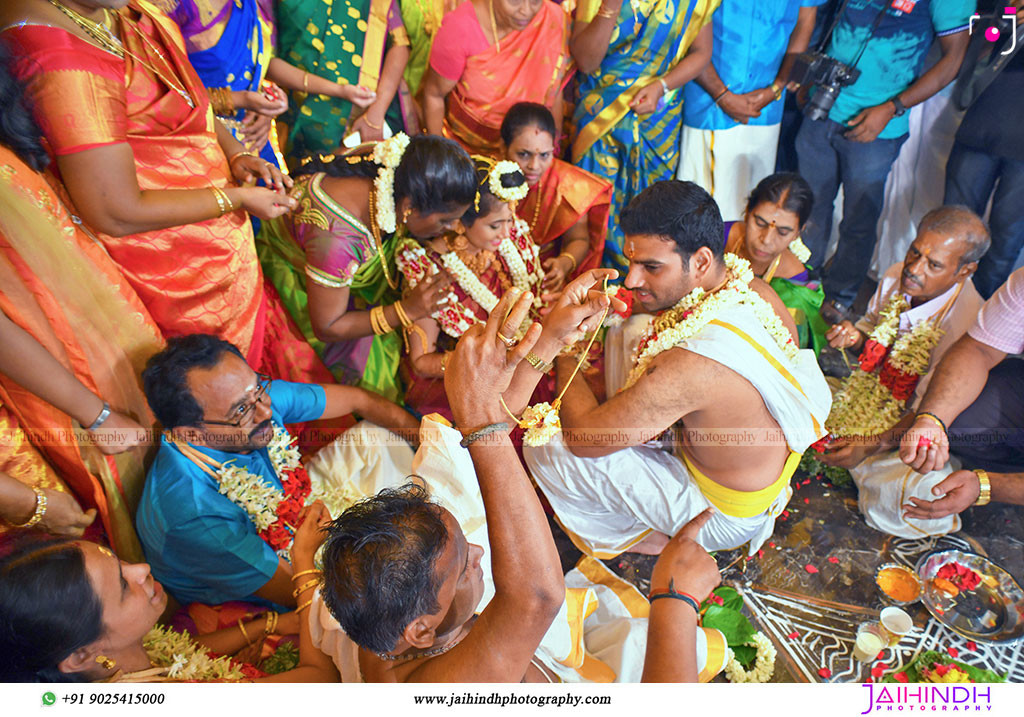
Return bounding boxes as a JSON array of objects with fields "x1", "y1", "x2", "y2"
[{"x1": 524, "y1": 180, "x2": 832, "y2": 557}]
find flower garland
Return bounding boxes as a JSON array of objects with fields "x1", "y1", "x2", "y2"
[
  {"x1": 819, "y1": 293, "x2": 946, "y2": 440},
  {"x1": 602, "y1": 285, "x2": 634, "y2": 328},
  {"x1": 789, "y1": 236, "x2": 812, "y2": 264},
  {"x1": 723, "y1": 632, "x2": 777, "y2": 683},
  {"x1": 143, "y1": 625, "x2": 249, "y2": 682},
  {"x1": 371, "y1": 133, "x2": 410, "y2": 233},
  {"x1": 215, "y1": 427, "x2": 311, "y2": 555},
  {"x1": 626, "y1": 254, "x2": 798, "y2": 389},
  {"x1": 487, "y1": 160, "x2": 529, "y2": 203},
  {"x1": 397, "y1": 223, "x2": 544, "y2": 340}
]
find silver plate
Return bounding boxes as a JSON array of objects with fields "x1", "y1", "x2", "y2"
[{"x1": 915, "y1": 549, "x2": 1024, "y2": 644}]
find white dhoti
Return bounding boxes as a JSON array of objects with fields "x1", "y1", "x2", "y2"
[
  {"x1": 525, "y1": 432, "x2": 797, "y2": 556},
  {"x1": 309, "y1": 416, "x2": 728, "y2": 683},
  {"x1": 851, "y1": 451, "x2": 962, "y2": 539},
  {"x1": 531, "y1": 301, "x2": 832, "y2": 559},
  {"x1": 677, "y1": 123, "x2": 782, "y2": 222}
]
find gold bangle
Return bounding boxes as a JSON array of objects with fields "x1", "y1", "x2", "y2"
[
  {"x1": 295, "y1": 598, "x2": 314, "y2": 614},
  {"x1": 263, "y1": 610, "x2": 278, "y2": 636},
  {"x1": 209, "y1": 87, "x2": 236, "y2": 117},
  {"x1": 212, "y1": 186, "x2": 235, "y2": 214},
  {"x1": 916, "y1": 411, "x2": 948, "y2": 437},
  {"x1": 370, "y1": 305, "x2": 393, "y2": 336},
  {"x1": 237, "y1": 618, "x2": 253, "y2": 646},
  {"x1": 557, "y1": 251, "x2": 578, "y2": 273},
  {"x1": 210, "y1": 187, "x2": 228, "y2": 216},
  {"x1": 292, "y1": 578, "x2": 321, "y2": 598},
  {"x1": 596, "y1": 4, "x2": 618, "y2": 18},
  {"x1": 771, "y1": 81, "x2": 783, "y2": 100},
  {"x1": 391, "y1": 299, "x2": 411, "y2": 329},
  {"x1": 291, "y1": 568, "x2": 322, "y2": 582},
  {"x1": 362, "y1": 114, "x2": 382, "y2": 130},
  {"x1": 229, "y1": 150, "x2": 257, "y2": 166},
  {"x1": 302, "y1": 71, "x2": 310, "y2": 93},
  {"x1": 973, "y1": 469, "x2": 991, "y2": 507},
  {"x1": 11, "y1": 485, "x2": 47, "y2": 528}
]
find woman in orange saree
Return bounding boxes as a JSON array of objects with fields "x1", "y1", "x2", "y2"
[
  {"x1": 500, "y1": 102, "x2": 609, "y2": 293},
  {"x1": 1, "y1": 0, "x2": 296, "y2": 367},
  {"x1": 0, "y1": 56, "x2": 163, "y2": 558},
  {"x1": 420, "y1": 0, "x2": 570, "y2": 157}
]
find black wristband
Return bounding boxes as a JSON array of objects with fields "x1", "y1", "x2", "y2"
[
  {"x1": 459, "y1": 422, "x2": 510, "y2": 448},
  {"x1": 649, "y1": 592, "x2": 700, "y2": 615}
]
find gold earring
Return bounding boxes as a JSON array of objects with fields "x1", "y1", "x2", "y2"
[
  {"x1": 402, "y1": 207, "x2": 412, "y2": 224},
  {"x1": 95, "y1": 655, "x2": 116, "y2": 671}
]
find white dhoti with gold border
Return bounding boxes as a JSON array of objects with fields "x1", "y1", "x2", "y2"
[{"x1": 527, "y1": 302, "x2": 832, "y2": 559}]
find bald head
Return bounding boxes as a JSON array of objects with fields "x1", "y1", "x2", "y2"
[{"x1": 917, "y1": 206, "x2": 990, "y2": 267}]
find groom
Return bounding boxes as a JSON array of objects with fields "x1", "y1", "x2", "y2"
[{"x1": 525, "y1": 180, "x2": 832, "y2": 557}]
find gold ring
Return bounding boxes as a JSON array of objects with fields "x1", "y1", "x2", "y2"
[{"x1": 496, "y1": 332, "x2": 516, "y2": 348}]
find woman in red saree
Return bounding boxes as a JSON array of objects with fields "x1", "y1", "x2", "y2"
[
  {"x1": 500, "y1": 102, "x2": 610, "y2": 293},
  {"x1": 1, "y1": 0, "x2": 302, "y2": 370},
  {"x1": 421, "y1": 0, "x2": 570, "y2": 157}
]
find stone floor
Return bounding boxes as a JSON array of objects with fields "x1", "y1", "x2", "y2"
[{"x1": 549, "y1": 467, "x2": 1024, "y2": 683}]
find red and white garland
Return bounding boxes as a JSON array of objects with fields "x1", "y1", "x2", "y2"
[
  {"x1": 395, "y1": 220, "x2": 544, "y2": 339},
  {"x1": 215, "y1": 427, "x2": 311, "y2": 555},
  {"x1": 817, "y1": 293, "x2": 945, "y2": 441}
]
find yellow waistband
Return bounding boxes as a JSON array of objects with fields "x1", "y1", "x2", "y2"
[{"x1": 681, "y1": 450, "x2": 800, "y2": 518}]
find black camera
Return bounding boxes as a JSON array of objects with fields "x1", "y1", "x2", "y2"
[{"x1": 788, "y1": 52, "x2": 862, "y2": 121}]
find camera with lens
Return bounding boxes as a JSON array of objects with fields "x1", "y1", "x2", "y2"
[{"x1": 788, "y1": 52, "x2": 862, "y2": 121}]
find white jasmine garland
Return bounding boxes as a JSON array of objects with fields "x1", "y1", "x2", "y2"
[
  {"x1": 143, "y1": 625, "x2": 245, "y2": 682},
  {"x1": 488, "y1": 160, "x2": 529, "y2": 203},
  {"x1": 789, "y1": 236, "x2": 812, "y2": 264},
  {"x1": 215, "y1": 427, "x2": 303, "y2": 533},
  {"x1": 724, "y1": 631, "x2": 776, "y2": 683},
  {"x1": 371, "y1": 133, "x2": 411, "y2": 233}
]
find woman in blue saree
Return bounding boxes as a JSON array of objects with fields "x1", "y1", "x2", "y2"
[
  {"x1": 570, "y1": 0, "x2": 718, "y2": 273},
  {"x1": 169, "y1": 0, "x2": 286, "y2": 169}
]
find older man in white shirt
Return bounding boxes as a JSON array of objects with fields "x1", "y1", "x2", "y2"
[{"x1": 819, "y1": 205, "x2": 989, "y2": 537}]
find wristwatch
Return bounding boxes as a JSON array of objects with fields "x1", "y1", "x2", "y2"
[{"x1": 890, "y1": 96, "x2": 907, "y2": 117}]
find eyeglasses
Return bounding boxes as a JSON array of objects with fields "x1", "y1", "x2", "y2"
[{"x1": 201, "y1": 373, "x2": 272, "y2": 427}]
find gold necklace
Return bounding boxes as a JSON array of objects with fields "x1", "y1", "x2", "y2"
[
  {"x1": 527, "y1": 183, "x2": 543, "y2": 235},
  {"x1": 368, "y1": 187, "x2": 398, "y2": 290},
  {"x1": 487, "y1": 0, "x2": 501, "y2": 52},
  {"x1": 47, "y1": 1, "x2": 195, "y2": 108}
]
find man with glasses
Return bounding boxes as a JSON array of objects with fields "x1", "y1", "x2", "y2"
[{"x1": 135, "y1": 334, "x2": 420, "y2": 609}]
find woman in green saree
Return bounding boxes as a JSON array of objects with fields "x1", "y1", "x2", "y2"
[
  {"x1": 724, "y1": 173, "x2": 827, "y2": 355},
  {"x1": 255, "y1": 134, "x2": 477, "y2": 401},
  {"x1": 276, "y1": 0, "x2": 416, "y2": 161}
]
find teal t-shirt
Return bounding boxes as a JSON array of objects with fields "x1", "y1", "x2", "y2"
[
  {"x1": 827, "y1": 0, "x2": 975, "y2": 139},
  {"x1": 136, "y1": 380, "x2": 326, "y2": 607}
]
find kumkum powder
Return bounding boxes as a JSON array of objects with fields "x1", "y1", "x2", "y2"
[{"x1": 877, "y1": 566, "x2": 921, "y2": 603}]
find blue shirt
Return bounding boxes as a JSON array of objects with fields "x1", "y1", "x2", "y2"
[
  {"x1": 684, "y1": 0, "x2": 827, "y2": 129},
  {"x1": 136, "y1": 380, "x2": 326, "y2": 607},
  {"x1": 826, "y1": 0, "x2": 974, "y2": 139}
]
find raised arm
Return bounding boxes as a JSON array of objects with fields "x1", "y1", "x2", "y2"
[
  {"x1": 900, "y1": 334, "x2": 1006, "y2": 472},
  {"x1": 266, "y1": 57, "x2": 376, "y2": 108},
  {"x1": 409, "y1": 290, "x2": 564, "y2": 681}
]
